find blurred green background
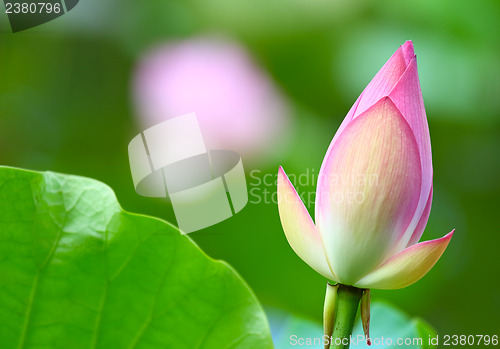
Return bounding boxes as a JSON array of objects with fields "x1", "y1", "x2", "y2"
[{"x1": 1, "y1": 0, "x2": 499, "y2": 342}]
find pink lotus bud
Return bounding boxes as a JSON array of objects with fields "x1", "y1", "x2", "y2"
[
  {"x1": 278, "y1": 41, "x2": 453, "y2": 289},
  {"x1": 133, "y1": 37, "x2": 289, "y2": 161}
]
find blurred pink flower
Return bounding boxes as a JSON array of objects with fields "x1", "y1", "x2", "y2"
[
  {"x1": 278, "y1": 41, "x2": 453, "y2": 290},
  {"x1": 133, "y1": 37, "x2": 288, "y2": 159}
]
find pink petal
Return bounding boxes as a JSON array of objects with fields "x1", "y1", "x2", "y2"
[
  {"x1": 353, "y1": 45, "x2": 408, "y2": 120},
  {"x1": 401, "y1": 40, "x2": 415, "y2": 65},
  {"x1": 407, "y1": 185, "x2": 433, "y2": 247},
  {"x1": 389, "y1": 54, "x2": 433, "y2": 250},
  {"x1": 319, "y1": 41, "x2": 433, "y2": 254},
  {"x1": 315, "y1": 97, "x2": 421, "y2": 285},
  {"x1": 354, "y1": 231, "x2": 454, "y2": 290},
  {"x1": 277, "y1": 167, "x2": 336, "y2": 281},
  {"x1": 318, "y1": 43, "x2": 409, "y2": 177}
]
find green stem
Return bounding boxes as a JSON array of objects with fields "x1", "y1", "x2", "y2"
[
  {"x1": 329, "y1": 284, "x2": 364, "y2": 349},
  {"x1": 323, "y1": 283, "x2": 338, "y2": 349}
]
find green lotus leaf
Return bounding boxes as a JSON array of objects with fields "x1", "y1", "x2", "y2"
[{"x1": 0, "y1": 166, "x2": 273, "y2": 349}]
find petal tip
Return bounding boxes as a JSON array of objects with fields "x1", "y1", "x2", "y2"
[
  {"x1": 402, "y1": 40, "x2": 416, "y2": 65},
  {"x1": 403, "y1": 40, "x2": 414, "y2": 48},
  {"x1": 438, "y1": 229, "x2": 455, "y2": 241},
  {"x1": 444, "y1": 229, "x2": 455, "y2": 240},
  {"x1": 414, "y1": 229, "x2": 454, "y2": 251},
  {"x1": 375, "y1": 96, "x2": 402, "y2": 115}
]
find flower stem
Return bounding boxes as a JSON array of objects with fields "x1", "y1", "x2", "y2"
[
  {"x1": 329, "y1": 284, "x2": 364, "y2": 349},
  {"x1": 323, "y1": 283, "x2": 339, "y2": 349}
]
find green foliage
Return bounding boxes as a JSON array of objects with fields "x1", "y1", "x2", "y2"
[{"x1": 0, "y1": 166, "x2": 273, "y2": 349}]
